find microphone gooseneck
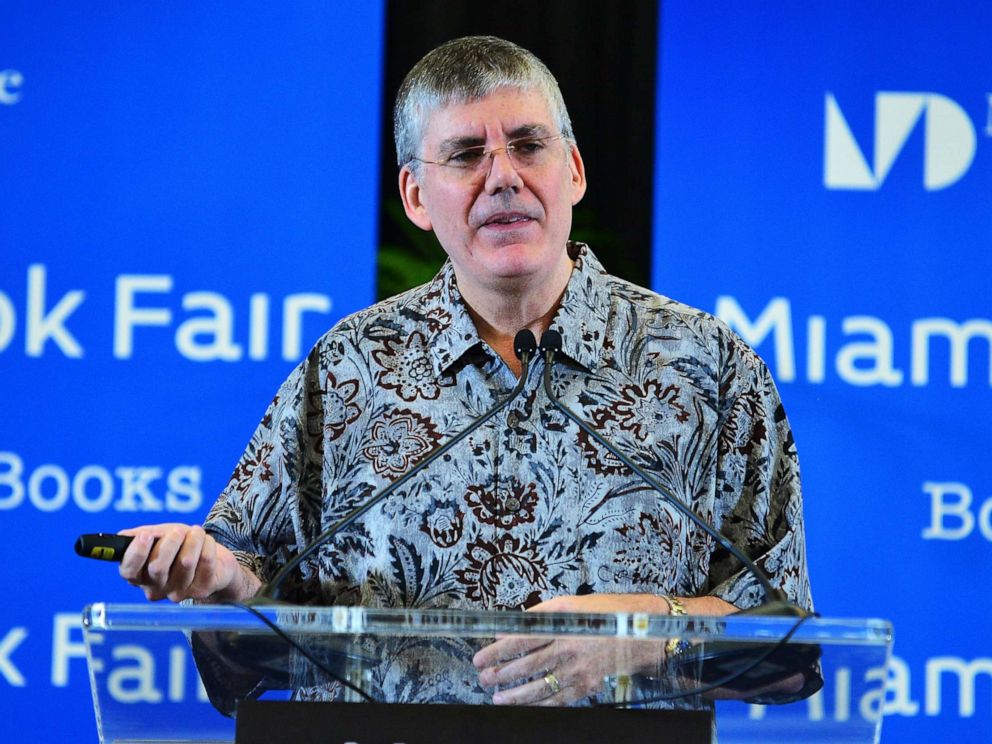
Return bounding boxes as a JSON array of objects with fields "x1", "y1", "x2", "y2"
[
  {"x1": 257, "y1": 330, "x2": 540, "y2": 602},
  {"x1": 537, "y1": 330, "x2": 800, "y2": 615}
]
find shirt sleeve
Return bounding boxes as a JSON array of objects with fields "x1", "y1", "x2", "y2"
[
  {"x1": 704, "y1": 328, "x2": 813, "y2": 612},
  {"x1": 203, "y1": 345, "x2": 328, "y2": 600}
]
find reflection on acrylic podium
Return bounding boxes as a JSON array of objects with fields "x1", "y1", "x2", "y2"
[{"x1": 82, "y1": 603, "x2": 892, "y2": 743}]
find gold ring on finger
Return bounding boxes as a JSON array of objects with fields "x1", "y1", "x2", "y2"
[{"x1": 543, "y1": 672, "x2": 561, "y2": 695}]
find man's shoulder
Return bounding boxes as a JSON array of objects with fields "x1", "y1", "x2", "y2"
[
  {"x1": 312, "y1": 276, "x2": 442, "y2": 351},
  {"x1": 603, "y1": 272, "x2": 733, "y2": 338},
  {"x1": 599, "y1": 270, "x2": 770, "y2": 372}
]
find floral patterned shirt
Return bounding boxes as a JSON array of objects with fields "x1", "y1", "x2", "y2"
[{"x1": 205, "y1": 243, "x2": 812, "y2": 615}]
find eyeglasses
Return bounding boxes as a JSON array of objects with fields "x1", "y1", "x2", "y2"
[{"x1": 410, "y1": 135, "x2": 568, "y2": 176}]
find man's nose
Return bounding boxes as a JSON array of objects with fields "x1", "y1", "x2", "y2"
[{"x1": 484, "y1": 147, "x2": 524, "y2": 193}]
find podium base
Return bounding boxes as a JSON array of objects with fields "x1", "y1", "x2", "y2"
[{"x1": 235, "y1": 700, "x2": 713, "y2": 744}]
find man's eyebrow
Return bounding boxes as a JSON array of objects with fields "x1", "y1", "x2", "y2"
[
  {"x1": 507, "y1": 124, "x2": 553, "y2": 139},
  {"x1": 437, "y1": 135, "x2": 486, "y2": 153}
]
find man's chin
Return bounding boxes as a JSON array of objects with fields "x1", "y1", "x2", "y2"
[
  {"x1": 452, "y1": 238, "x2": 570, "y2": 291},
  {"x1": 480, "y1": 247, "x2": 545, "y2": 280}
]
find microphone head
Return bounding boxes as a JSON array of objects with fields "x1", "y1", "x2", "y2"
[
  {"x1": 539, "y1": 329, "x2": 563, "y2": 354},
  {"x1": 513, "y1": 329, "x2": 538, "y2": 360}
]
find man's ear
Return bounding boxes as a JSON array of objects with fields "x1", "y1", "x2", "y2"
[
  {"x1": 567, "y1": 142, "x2": 588, "y2": 206},
  {"x1": 399, "y1": 165, "x2": 434, "y2": 231}
]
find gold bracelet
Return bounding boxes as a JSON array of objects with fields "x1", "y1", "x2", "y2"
[
  {"x1": 663, "y1": 595, "x2": 689, "y2": 657},
  {"x1": 664, "y1": 595, "x2": 687, "y2": 616}
]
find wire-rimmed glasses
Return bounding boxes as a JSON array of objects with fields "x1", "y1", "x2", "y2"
[{"x1": 410, "y1": 134, "x2": 568, "y2": 176}]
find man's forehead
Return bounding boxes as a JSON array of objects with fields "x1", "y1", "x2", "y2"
[{"x1": 421, "y1": 87, "x2": 556, "y2": 142}]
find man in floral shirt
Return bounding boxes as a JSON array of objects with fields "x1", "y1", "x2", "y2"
[{"x1": 119, "y1": 36, "x2": 812, "y2": 706}]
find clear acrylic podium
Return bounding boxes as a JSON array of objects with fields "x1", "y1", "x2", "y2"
[{"x1": 82, "y1": 602, "x2": 892, "y2": 743}]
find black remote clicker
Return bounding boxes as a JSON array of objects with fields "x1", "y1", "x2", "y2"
[{"x1": 74, "y1": 533, "x2": 135, "y2": 562}]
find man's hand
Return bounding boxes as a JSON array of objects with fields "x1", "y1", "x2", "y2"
[
  {"x1": 473, "y1": 594, "x2": 670, "y2": 706},
  {"x1": 117, "y1": 523, "x2": 260, "y2": 603},
  {"x1": 473, "y1": 593, "x2": 741, "y2": 705}
]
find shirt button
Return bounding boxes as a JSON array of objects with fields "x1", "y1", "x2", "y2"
[
  {"x1": 507, "y1": 412, "x2": 520, "y2": 428},
  {"x1": 504, "y1": 497, "x2": 521, "y2": 512}
]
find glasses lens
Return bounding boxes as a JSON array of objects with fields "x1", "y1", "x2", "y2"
[
  {"x1": 445, "y1": 146, "x2": 487, "y2": 169},
  {"x1": 507, "y1": 137, "x2": 553, "y2": 169},
  {"x1": 429, "y1": 136, "x2": 561, "y2": 174}
]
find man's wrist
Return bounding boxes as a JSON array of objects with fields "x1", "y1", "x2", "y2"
[
  {"x1": 661, "y1": 595, "x2": 687, "y2": 616},
  {"x1": 225, "y1": 564, "x2": 262, "y2": 602},
  {"x1": 206, "y1": 553, "x2": 262, "y2": 603},
  {"x1": 661, "y1": 595, "x2": 690, "y2": 659}
]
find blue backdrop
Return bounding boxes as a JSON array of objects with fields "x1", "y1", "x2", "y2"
[
  {"x1": 3, "y1": 2, "x2": 989, "y2": 741},
  {"x1": 1, "y1": 3, "x2": 384, "y2": 741},
  {"x1": 653, "y1": 3, "x2": 991, "y2": 741}
]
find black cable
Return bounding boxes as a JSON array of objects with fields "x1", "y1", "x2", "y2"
[
  {"x1": 537, "y1": 330, "x2": 819, "y2": 704},
  {"x1": 600, "y1": 611, "x2": 817, "y2": 707},
  {"x1": 226, "y1": 329, "x2": 810, "y2": 709},
  {"x1": 224, "y1": 333, "x2": 540, "y2": 704},
  {"x1": 538, "y1": 330, "x2": 795, "y2": 609},
  {"x1": 226, "y1": 601, "x2": 378, "y2": 703}
]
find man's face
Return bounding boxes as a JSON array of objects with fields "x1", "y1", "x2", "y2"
[{"x1": 399, "y1": 87, "x2": 586, "y2": 296}]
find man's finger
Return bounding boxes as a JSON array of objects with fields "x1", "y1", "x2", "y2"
[
  {"x1": 118, "y1": 532, "x2": 154, "y2": 583},
  {"x1": 164, "y1": 527, "x2": 206, "y2": 601},
  {"x1": 473, "y1": 635, "x2": 550, "y2": 670},
  {"x1": 144, "y1": 526, "x2": 185, "y2": 587},
  {"x1": 492, "y1": 674, "x2": 567, "y2": 706},
  {"x1": 478, "y1": 644, "x2": 558, "y2": 688},
  {"x1": 188, "y1": 534, "x2": 219, "y2": 599}
]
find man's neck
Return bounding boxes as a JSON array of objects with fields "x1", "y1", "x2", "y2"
[{"x1": 456, "y1": 257, "x2": 574, "y2": 378}]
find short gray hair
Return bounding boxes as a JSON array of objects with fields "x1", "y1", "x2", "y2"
[{"x1": 393, "y1": 36, "x2": 575, "y2": 169}]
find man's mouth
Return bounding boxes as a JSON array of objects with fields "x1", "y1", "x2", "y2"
[{"x1": 481, "y1": 212, "x2": 534, "y2": 227}]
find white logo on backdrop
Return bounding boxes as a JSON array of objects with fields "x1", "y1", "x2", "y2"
[
  {"x1": 715, "y1": 295, "x2": 992, "y2": 389},
  {"x1": 824, "y1": 92, "x2": 977, "y2": 191},
  {"x1": 0, "y1": 265, "x2": 333, "y2": 361},
  {"x1": 922, "y1": 481, "x2": 992, "y2": 542},
  {"x1": 0, "y1": 70, "x2": 23, "y2": 104}
]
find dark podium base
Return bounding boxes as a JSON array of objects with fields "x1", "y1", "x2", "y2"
[{"x1": 235, "y1": 700, "x2": 713, "y2": 744}]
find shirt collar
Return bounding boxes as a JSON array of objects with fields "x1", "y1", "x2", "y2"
[
  {"x1": 547, "y1": 242, "x2": 612, "y2": 372},
  {"x1": 418, "y1": 242, "x2": 613, "y2": 377},
  {"x1": 419, "y1": 262, "x2": 485, "y2": 378}
]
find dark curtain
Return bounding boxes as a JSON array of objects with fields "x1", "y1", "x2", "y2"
[{"x1": 377, "y1": 1, "x2": 658, "y2": 298}]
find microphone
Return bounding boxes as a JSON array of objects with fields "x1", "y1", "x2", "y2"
[
  {"x1": 256, "y1": 329, "x2": 540, "y2": 601},
  {"x1": 538, "y1": 330, "x2": 819, "y2": 699}
]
